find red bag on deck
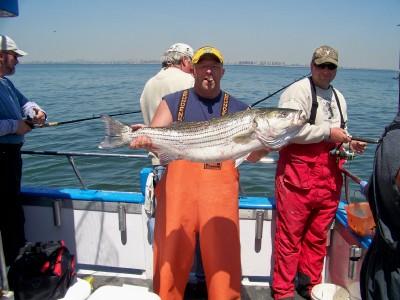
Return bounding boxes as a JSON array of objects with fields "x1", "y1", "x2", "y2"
[{"x1": 7, "y1": 240, "x2": 76, "y2": 300}]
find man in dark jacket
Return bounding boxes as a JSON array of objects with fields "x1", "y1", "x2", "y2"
[{"x1": 360, "y1": 111, "x2": 400, "y2": 300}]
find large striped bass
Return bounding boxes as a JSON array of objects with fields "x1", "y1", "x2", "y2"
[{"x1": 99, "y1": 108, "x2": 306, "y2": 165}]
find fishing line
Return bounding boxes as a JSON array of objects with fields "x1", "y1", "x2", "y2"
[
  {"x1": 248, "y1": 74, "x2": 379, "y2": 144},
  {"x1": 35, "y1": 75, "x2": 381, "y2": 144},
  {"x1": 250, "y1": 73, "x2": 310, "y2": 107},
  {"x1": 37, "y1": 74, "x2": 309, "y2": 127},
  {"x1": 37, "y1": 110, "x2": 141, "y2": 128}
]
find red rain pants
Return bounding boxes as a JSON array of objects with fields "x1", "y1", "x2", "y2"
[
  {"x1": 154, "y1": 160, "x2": 241, "y2": 300},
  {"x1": 272, "y1": 142, "x2": 343, "y2": 299}
]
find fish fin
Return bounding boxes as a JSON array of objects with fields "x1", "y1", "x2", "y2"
[
  {"x1": 98, "y1": 115, "x2": 132, "y2": 149},
  {"x1": 234, "y1": 153, "x2": 250, "y2": 168}
]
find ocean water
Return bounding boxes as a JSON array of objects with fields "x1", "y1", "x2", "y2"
[{"x1": 12, "y1": 64, "x2": 399, "y2": 197}]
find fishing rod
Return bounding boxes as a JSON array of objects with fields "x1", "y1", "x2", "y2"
[
  {"x1": 351, "y1": 136, "x2": 379, "y2": 144},
  {"x1": 250, "y1": 73, "x2": 310, "y2": 108},
  {"x1": 249, "y1": 74, "x2": 380, "y2": 144},
  {"x1": 21, "y1": 150, "x2": 148, "y2": 159},
  {"x1": 330, "y1": 135, "x2": 379, "y2": 161},
  {"x1": 341, "y1": 167, "x2": 362, "y2": 184},
  {"x1": 40, "y1": 73, "x2": 310, "y2": 127},
  {"x1": 37, "y1": 110, "x2": 141, "y2": 128},
  {"x1": 35, "y1": 74, "x2": 310, "y2": 127}
]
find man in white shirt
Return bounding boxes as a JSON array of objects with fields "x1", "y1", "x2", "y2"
[
  {"x1": 140, "y1": 43, "x2": 194, "y2": 124},
  {"x1": 272, "y1": 45, "x2": 366, "y2": 299},
  {"x1": 140, "y1": 42, "x2": 194, "y2": 167}
]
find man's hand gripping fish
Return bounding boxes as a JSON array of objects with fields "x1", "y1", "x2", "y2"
[{"x1": 99, "y1": 108, "x2": 306, "y2": 166}]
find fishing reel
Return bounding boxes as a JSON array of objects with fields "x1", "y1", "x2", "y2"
[
  {"x1": 24, "y1": 116, "x2": 35, "y2": 129},
  {"x1": 329, "y1": 148, "x2": 355, "y2": 161}
]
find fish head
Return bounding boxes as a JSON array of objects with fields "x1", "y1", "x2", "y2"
[{"x1": 255, "y1": 108, "x2": 306, "y2": 149}]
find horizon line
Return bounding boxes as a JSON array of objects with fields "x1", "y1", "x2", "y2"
[{"x1": 18, "y1": 61, "x2": 398, "y2": 72}]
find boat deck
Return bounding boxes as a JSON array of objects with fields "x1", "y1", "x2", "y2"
[{"x1": 87, "y1": 274, "x2": 305, "y2": 300}]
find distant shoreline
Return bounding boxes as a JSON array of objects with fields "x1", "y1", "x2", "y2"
[
  {"x1": 19, "y1": 62, "x2": 397, "y2": 72},
  {"x1": 20, "y1": 61, "x2": 298, "y2": 67}
]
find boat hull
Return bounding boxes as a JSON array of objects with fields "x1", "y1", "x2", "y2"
[{"x1": 18, "y1": 168, "x2": 371, "y2": 299}]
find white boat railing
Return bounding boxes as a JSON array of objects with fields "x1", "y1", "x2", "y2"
[
  {"x1": 21, "y1": 150, "x2": 276, "y2": 189},
  {"x1": 22, "y1": 150, "x2": 149, "y2": 189}
]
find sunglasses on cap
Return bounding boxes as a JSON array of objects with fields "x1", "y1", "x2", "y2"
[{"x1": 314, "y1": 63, "x2": 337, "y2": 70}]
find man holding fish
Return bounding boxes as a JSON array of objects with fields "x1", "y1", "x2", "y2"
[
  {"x1": 133, "y1": 45, "x2": 247, "y2": 300},
  {"x1": 100, "y1": 46, "x2": 305, "y2": 299}
]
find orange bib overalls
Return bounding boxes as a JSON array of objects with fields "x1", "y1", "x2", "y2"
[
  {"x1": 153, "y1": 160, "x2": 242, "y2": 300},
  {"x1": 152, "y1": 90, "x2": 242, "y2": 300}
]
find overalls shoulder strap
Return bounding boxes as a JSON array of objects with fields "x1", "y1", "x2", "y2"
[
  {"x1": 220, "y1": 92, "x2": 230, "y2": 116},
  {"x1": 177, "y1": 89, "x2": 190, "y2": 122},
  {"x1": 308, "y1": 77, "x2": 345, "y2": 129},
  {"x1": 331, "y1": 88, "x2": 345, "y2": 129},
  {"x1": 308, "y1": 77, "x2": 319, "y2": 125},
  {"x1": 177, "y1": 90, "x2": 231, "y2": 122}
]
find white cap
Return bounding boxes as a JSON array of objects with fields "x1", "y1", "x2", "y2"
[
  {"x1": 0, "y1": 35, "x2": 27, "y2": 56},
  {"x1": 166, "y1": 43, "x2": 193, "y2": 58}
]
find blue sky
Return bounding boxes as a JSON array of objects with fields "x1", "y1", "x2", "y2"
[{"x1": 1, "y1": 0, "x2": 399, "y2": 70}]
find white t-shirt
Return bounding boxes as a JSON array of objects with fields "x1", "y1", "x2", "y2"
[
  {"x1": 139, "y1": 67, "x2": 194, "y2": 164},
  {"x1": 279, "y1": 77, "x2": 348, "y2": 144},
  {"x1": 140, "y1": 67, "x2": 194, "y2": 125}
]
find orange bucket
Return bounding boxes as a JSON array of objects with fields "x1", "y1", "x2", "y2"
[{"x1": 345, "y1": 202, "x2": 376, "y2": 237}]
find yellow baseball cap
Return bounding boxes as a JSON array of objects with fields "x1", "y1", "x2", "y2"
[{"x1": 192, "y1": 46, "x2": 224, "y2": 64}]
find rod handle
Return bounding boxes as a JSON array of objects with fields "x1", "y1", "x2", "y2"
[{"x1": 351, "y1": 135, "x2": 379, "y2": 144}]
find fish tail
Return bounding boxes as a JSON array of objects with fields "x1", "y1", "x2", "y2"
[{"x1": 98, "y1": 115, "x2": 132, "y2": 149}]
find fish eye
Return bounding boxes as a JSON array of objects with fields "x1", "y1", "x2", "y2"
[{"x1": 279, "y1": 111, "x2": 288, "y2": 118}]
